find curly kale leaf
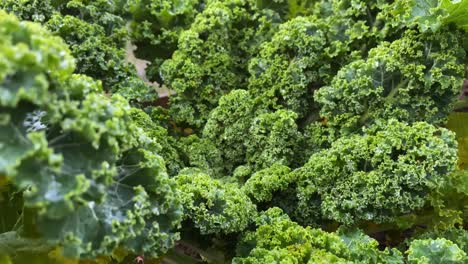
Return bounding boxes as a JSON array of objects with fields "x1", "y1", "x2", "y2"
[
  {"x1": 406, "y1": 227, "x2": 468, "y2": 256},
  {"x1": 160, "y1": 0, "x2": 281, "y2": 128},
  {"x1": 203, "y1": 90, "x2": 304, "y2": 174},
  {"x1": 0, "y1": 10, "x2": 74, "y2": 176},
  {"x1": 316, "y1": 29, "x2": 465, "y2": 135},
  {"x1": 244, "y1": 1, "x2": 400, "y2": 150},
  {"x1": 130, "y1": 108, "x2": 185, "y2": 176},
  {"x1": 129, "y1": 0, "x2": 317, "y2": 79},
  {"x1": 34, "y1": 106, "x2": 183, "y2": 258},
  {"x1": 295, "y1": 120, "x2": 458, "y2": 225},
  {"x1": 0, "y1": 11, "x2": 182, "y2": 259},
  {"x1": 420, "y1": 168, "x2": 468, "y2": 230},
  {"x1": 246, "y1": 109, "x2": 302, "y2": 170},
  {"x1": 175, "y1": 169, "x2": 256, "y2": 235},
  {"x1": 243, "y1": 164, "x2": 292, "y2": 203},
  {"x1": 0, "y1": 0, "x2": 56, "y2": 23},
  {"x1": 127, "y1": 0, "x2": 206, "y2": 72},
  {"x1": 407, "y1": 238, "x2": 467, "y2": 264},
  {"x1": 60, "y1": 0, "x2": 128, "y2": 37},
  {"x1": 45, "y1": 14, "x2": 155, "y2": 104},
  {"x1": 5, "y1": 93, "x2": 183, "y2": 258},
  {"x1": 248, "y1": 0, "x2": 391, "y2": 120},
  {"x1": 234, "y1": 209, "x2": 403, "y2": 263},
  {"x1": 177, "y1": 135, "x2": 224, "y2": 177},
  {"x1": 0, "y1": 0, "x2": 128, "y2": 38},
  {"x1": 386, "y1": 0, "x2": 468, "y2": 33},
  {"x1": 247, "y1": 16, "x2": 331, "y2": 119},
  {"x1": 131, "y1": 109, "x2": 225, "y2": 177},
  {"x1": 255, "y1": 0, "x2": 316, "y2": 19},
  {"x1": 203, "y1": 90, "x2": 258, "y2": 173},
  {"x1": 0, "y1": 0, "x2": 156, "y2": 105}
]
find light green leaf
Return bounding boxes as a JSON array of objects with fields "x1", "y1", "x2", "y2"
[{"x1": 407, "y1": 238, "x2": 467, "y2": 264}]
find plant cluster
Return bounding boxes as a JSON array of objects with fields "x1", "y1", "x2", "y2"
[{"x1": 0, "y1": 0, "x2": 467, "y2": 263}]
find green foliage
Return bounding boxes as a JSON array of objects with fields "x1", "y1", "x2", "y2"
[
  {"x1": 425, "y1": 112, "x2": 468, "y2": 229},
  {"x1": 175, "y1": 169, "x2": 256, "y2": 234},
  {"x1": 177, "y1": 135, "x2": 224, "y2": 177},
  {"x1": 128, "y1": 0, "x2": 316, "y2": 76},
  {"x1": 0, "y1": 0, "x2": 55, "y2": 23},
  {"x1": 0, "y1": 0, "x2": 128, "y2": 41},
  {"x1": 316, "y1": 29, "x2": 465, "y2": 135},
  {"x1": 295, "y1": 120, "x2": 458, "y2": 225},
  {"x1": 127, "y1": 0, "x2": 206, "y2": 74},
  {"x1": 255, "y1": 0, "x2": 316, "y2": 19},
  {"x1": 407, "y1": 238, "x2": 467, "y2": 264},
  {"x1": 0, "y1": 0, "x2": 156, "y2": 105},
  {"x1": 413, "y1": 227, "x2": 468, "y2": 254},
  {"x1": 248, "y1": 0, "x2": 391, "y2": 121},
  {"x1": 234, "y1": 209, "x2": 403, "y2": 263},
  {"x1": 246, "y1": 109, "x2": 301, "y2": 169},
  {"x1": 160, "y1": 0, "x2": 281, "y2": 128},
  {"x1": 388, "y1": 0, "x2": 468, "y2": 33},
  {"x1": 203, "y1": 90, "x2": 258, "y2": 173},
  {"x1": 129, "y1": 108, "x2": 185, "y2": 176},
  {"x1": 204, "y1": 90, "x2": 304, "y2": 173},
  {"x1": 2, "y1": 0, "x2": 468, "y2": 262},
  {"x1": 46, "y1": 14, "x2": 154, "y2": 104},
  {"x1": 243, "y1": 164, "x2": 292, "y2": 203},
  {"x1": 425, "y1": 169, "x2": 468, "y2": 230},
  {"x1": 247, "y1": 15, "x2": 331, "y2": 119},
  {"x1": 0, "y1": 11, "x2": 182, "y2": 259}
]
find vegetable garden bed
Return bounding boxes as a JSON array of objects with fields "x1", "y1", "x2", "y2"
[{"x1": 0, "y1": 0, "x2": 467, "y2": 263}]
